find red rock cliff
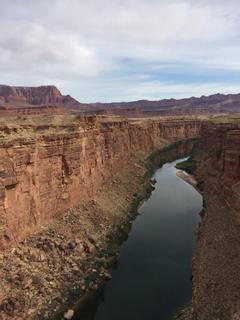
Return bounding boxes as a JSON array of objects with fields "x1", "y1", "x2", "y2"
[
  {"x1": 0, "y1": 84, "x2": 81, "y2": 110},
  {"x1": 0, "y1": 115, "x2": 201, "y2": 250},
  {"x1": 192, "y1": 120, "x2": 240, "y2": 320}
]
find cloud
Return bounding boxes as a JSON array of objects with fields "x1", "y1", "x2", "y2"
[{"x1": 1, "y1": 0, "x2": 240, "y2": 101}]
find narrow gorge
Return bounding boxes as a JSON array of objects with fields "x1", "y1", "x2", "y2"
[{"x1": 0, "y1": 114, "x2": 239, "y2": 320}]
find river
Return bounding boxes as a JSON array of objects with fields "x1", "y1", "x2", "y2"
[{"x1": 74, "y1": 157, "x2": 202, "y2": 320}]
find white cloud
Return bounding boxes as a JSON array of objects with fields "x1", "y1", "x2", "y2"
[{"x1": 1, "y1": 0, "x2": 240, "y2": 101}]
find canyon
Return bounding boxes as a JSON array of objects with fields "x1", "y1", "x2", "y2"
[
  {"x1": 2, "y1": 0, "x2": 240, "y2": 318},
  {"x1": 0, "y1": 114, "x2": 200, "y2": 319},
  {"x1": 0, "y1": 110, "x2": 239, "y2": 320}
]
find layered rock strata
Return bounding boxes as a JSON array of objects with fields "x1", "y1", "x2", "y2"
[
  {"x1": 0, "y1": 114, "x2": 201, "y2": 319},
  {"x1": 0, "y1": 115, "x2": 201, "y2": 250},
  {"x1": 192, "y1": 120, "x2": 240, "y2": 320},
  {"x1": 0, "y1": 85, "x2": 80, "y2": 110}
]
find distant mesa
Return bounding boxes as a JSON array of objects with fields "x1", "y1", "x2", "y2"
[
  {"x1": 0, "y1": 84, "x2": 240, "y2": 116},
  {"x1": 0, "y1": 84, "x2": 85, "y2": 115}
]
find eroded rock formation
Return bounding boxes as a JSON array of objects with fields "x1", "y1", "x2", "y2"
[
  {"x1": 192, "y1": 119, "x2": 240, "y2": 320},
  {"x1": 0, "y1": 115, "x2": 201, "y2": 250},
  {"x1": 0, "y1": 84, "x2": 82, "y2": 111}
]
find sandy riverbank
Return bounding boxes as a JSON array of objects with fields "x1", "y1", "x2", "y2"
[{"x1": 176, "y1": 170, "x2": 198, "y2": 188}]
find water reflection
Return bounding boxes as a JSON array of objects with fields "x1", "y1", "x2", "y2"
[{"x1": 74, "y1": 158, "x2": 202, "y2": 320}]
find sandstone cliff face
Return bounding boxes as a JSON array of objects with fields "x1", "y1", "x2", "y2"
[
  {"x1": 0, "y1": 85, "x2": 62, "y2": 105},
  {"x1": 0, "y1": 116, "x2": 201, "y2": 250},
  {"x1": 196, "y1": 121, "x2": 240, "y2": 202},
  {"x1": 0, "y1": 84, "x2": 81, "y2": 110},
  {"x1": 192, "y1": 120, "x2": 240, "y2": 320}
]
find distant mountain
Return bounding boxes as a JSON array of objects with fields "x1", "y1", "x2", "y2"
[
  {"x1": 88, "y1": 93, "x2": 240, "y2": 116},
  {"x1": 1, "y1": 84, "x2": 240, "y2": 116},
  {"x1": 0, "y1": 84, "x2": 86, "y2": 110}
]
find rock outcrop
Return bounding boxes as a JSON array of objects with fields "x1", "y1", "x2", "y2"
[
  {"x1": 192, "y1": 119, "x2": 240, "y2": 320},
  {"x1": 0, "y1": 115, "x2": 201, "y2": 250},
  {"x1": 0, "y1": 84, "x2": 82, "y2": 111}
]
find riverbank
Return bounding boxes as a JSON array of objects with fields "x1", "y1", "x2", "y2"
[
  {"x1": 175, "y1": 118, "x2": 240, "y2": 320},
  {"x1": 176, "y1": 171, "x2": 198, "y2": 189},
  {"x1": 0, "y1": 139, "x2": 195, "y2": 320},
  {"x1": 78, "y1": 158, "x2": 202, "y2": 320}
]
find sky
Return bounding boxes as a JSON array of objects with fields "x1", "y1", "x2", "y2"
[{"x1": 1, "y1": 0, "x2": 240, "y2": 102}]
